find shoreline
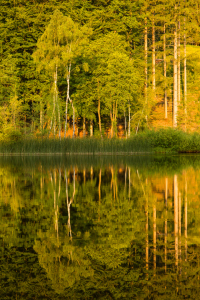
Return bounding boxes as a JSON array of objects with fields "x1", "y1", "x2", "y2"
[
  {"x1": 0, "y1": 151, "x2": 153, "y2": 156},
  {"x1": 0, "y1": 151, "x2": 199, "y2": 156}
]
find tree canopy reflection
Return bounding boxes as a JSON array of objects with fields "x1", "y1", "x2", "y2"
[{"x1": 1, "y1": 155, "x2": 200, "y2": 299}]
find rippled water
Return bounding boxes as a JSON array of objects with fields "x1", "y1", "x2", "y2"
[{"x1": 1, "y1": 155, "x2": 200, "y2": 299}]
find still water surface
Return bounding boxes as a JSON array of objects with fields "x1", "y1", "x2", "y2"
[{"x1": 1, "y1": 155, "x2": 200, "y2": 299}]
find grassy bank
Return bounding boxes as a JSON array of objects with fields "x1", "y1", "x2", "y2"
[{"x1": 0, "y1": 128, "x2": 200, "y2": 154}]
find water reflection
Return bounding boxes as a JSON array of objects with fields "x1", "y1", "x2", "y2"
[{"x1": 0, "y1": 155, "x2": 200, "y2": 299}]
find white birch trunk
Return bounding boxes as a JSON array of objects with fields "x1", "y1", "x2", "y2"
[
  {"x1": 64, "y1": 63, "x2": 71, "y2": 138},
  {"x1": 173, "y1": 25, "x2": 178, "y2": 127},
  {"x1": 128, "y1": 102, "x2": 130, "y2": 137},
  {"x1": 55, "y1": 66, "x2": 61, "y2": 140},
  {"x1": 164, "y1": 23, "x2": 168, "y2": 119},
  {"x1": 152, "y1": 18, "x2": 156, "y2": 92},
  {"x1": 184, "y1": 19, "x2": 187, "y2": 132},
  {"x1": 178, "y1": 21, "x2": 181, "y2": 105},
  {"x1": 145, "y1": 17, "x2": 148, "y2": 121}
]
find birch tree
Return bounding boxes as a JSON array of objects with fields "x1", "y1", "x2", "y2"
[
  {"x1": 60, "y1": 17, "x2": 91, "y2": 138},
  {"x1": 33, "y1": 9, "x2": 64, "y2": 138}
]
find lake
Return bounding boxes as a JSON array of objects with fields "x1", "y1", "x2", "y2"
[{"x1": 1, "y1": 154, "x2": 200, "y2": 299}]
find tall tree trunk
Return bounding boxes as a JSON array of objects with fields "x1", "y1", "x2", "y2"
[
  {"x1": 90, "y1": 120, "x2": 93, "y2": 137},
  {"x1": 65, "y1": 63, "x2": 71, "y2": 138},
  {"x1": 145, "y1": 17, "x2": 148, "y2": 121},
  {"x1": 128, "y1": 102, "x2": 131, "y2": 137},
  {"x1": 49, "y1": 69, "x2": 57, "y2": 137},
  {"x1": 72, "y1": 103, "x2": 75, "y2": 138},
  {"x1": 55, "y1": 66, "x2": 61, "y2": 140},
  {"x1": 98, "y1": 81, "x2": 102, "y2": 136},
  {"x1": 152, "y1": 17, "x2": 156, "y2": 92},
  {"x1": 40, "y1": 101, "x2": 43, "y2": 134},
  {"x1": 164, "y1": 23, "x2": 168, "y2": 119},
  {"x1": 177, "y1": 20, "x2": 181, "y2": 105},
  {"x1": 114, "y1": 101, "x2": 117, "y2": 137},
  {"x1": 110, "y1": 108, "x2": 113, "y2": 138},
  {"x1": 184, "y1": 18, "x2": 187, "y2": 131},
  {"x1": 112, "y1": 103, "x2": 115, "y2": 137},
  {"x1": 54, "y1": 67, "x2": 58, "y2": 138},
  {"x1": 57, "y1": 101, "x2": 61, "y2": 140},
  {"x1": 173, "y1": 25, "x2": 178, "y2": 127},
  {"x1": 124, "y1": 111, "x2": 127, "y2": 139},
  {"x1": 83, "y1": 116, "x2": 86, "y2": 137}
]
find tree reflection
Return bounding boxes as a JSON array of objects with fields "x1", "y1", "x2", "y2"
[{"x1": 1, "y1": 157, "x2": 200, "y2": 299}]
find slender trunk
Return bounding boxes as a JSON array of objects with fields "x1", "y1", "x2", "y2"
[
  {"x1": 49, "y1": 70, "x2": 57, "y2": 137},
  {"x1": 98, "y1": 81, "x2": 102, "y2": 136},
  {"x1": 164, "y1": 23, "x2": 168, "y2": 119},
  {"x1": 65, "y1": 99, "x2": 68, "y2": 137},
  {"x1": 65, "y1": 63, "x2": 71, "y2": 138},
  {"x1": 184, "y1": 18, "x2": 187, "y2": 131},
  {"x1": 90, "y1": 120, "x2": 93, "y2": 137},
  {"x1": 124, "y1": 111, "x2": 127, "y2": 139},
  {"x1": 178, "y1": 20, "x2": 181, "y2": 105},
  {"x1": 173, "y1": 25, "x2": 178, "y2": 127},
  {"x1": 145, "y1": 17, "x2": 148, "y2": 121},
  {"x1": 53, "y1": 93, "x2": 56, "y2": 138},
  {"x1": 114, "y1": 102, "x2": 117, "y2": 137},
  {"x1": 83, "y1": 117, "x2": 86, "y2": 137},
  {"x1": 57, "y1": 102, "x2": 61, "y2": 140},
  {"x1": 55, "y1": 66, "x2": 61, "y2": 140},
  {"x1": 152, "y1": 17, "x2": 156, "y2": 92},
  {"x1": 72, "y1": 104, "x2": 75, "y2": 138},
  {"x1": 54, "y1": 67, "x2": 58, "y2": 138},
  {"x1": 110, "y1": 109, "x2": 113, "y2": 138}
]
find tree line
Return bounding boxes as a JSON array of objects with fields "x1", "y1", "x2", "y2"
[{"x1": 1, "y1": 0, "x2": 200, "y2": 140}]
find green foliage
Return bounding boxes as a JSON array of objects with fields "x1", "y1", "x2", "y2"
[{"x1": 1, "y1": 0, "x2": 200, "y2": 140}]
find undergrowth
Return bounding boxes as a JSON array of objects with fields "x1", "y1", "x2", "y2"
[{"x1": 0, "y1": 128, "x2": 200, "y2": 154}]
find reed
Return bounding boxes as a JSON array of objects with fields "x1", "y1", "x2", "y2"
[{"x1": 1, "y1": 128, "x2": 200, "y2": 154}]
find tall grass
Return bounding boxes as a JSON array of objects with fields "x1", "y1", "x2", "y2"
[{"x1": 1, "y1": 128, "x2": 200, "y2": 154}]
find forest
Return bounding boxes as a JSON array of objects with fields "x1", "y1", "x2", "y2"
[{"x1": 1, "y1": 0, "x2": 200, "y2": 141}]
